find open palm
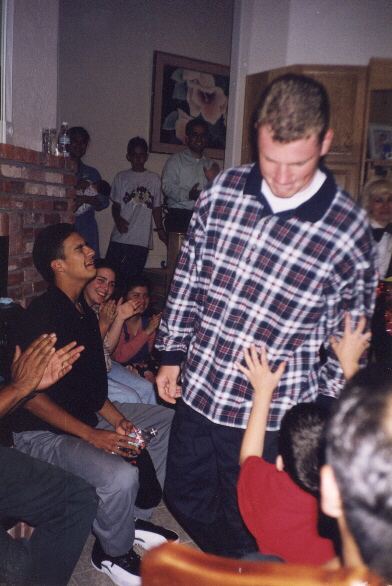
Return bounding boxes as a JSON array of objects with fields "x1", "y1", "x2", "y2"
[{"x1": 37, "y1": 341, "x2": 84, "y2": 390}]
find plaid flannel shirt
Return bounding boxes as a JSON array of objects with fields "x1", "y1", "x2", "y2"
[{"x1": 156, "y1": 164, "x2": 377, "y2": 431}]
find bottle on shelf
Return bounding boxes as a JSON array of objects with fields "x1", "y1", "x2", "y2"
[{"x1": 57, "y1": 122, "x2": 70, "y2": 157}]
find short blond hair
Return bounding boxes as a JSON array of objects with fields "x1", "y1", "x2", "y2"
[
  {"x1": 362, "y1": 178, "x2": 392, "y2": 212},
  {"x1": 256, "y1": 74, "x2": 330, "y2": 143}
]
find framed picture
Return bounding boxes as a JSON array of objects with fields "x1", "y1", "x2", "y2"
[
  {"x1": 150, "y1": 51, "x2": 230, "y2": 160},
  {"x1": 368, "y1": 123, "x2": 392, "y2": 161}
]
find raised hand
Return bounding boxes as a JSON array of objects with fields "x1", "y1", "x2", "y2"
[
  {"x1": 145, "y1": 313, "x2": 161, "y2": 335},
  {"x1": 330, "y1": 314, "x2": 371, "y2": 380},
  {"x1": 37, "y1": 340, "x2": 84, "y2": 390},
  {"x1": 11, "y1": 334, "x2": 57, "y2": 396},
  {"x1": 117, "y1": 297, "x2": 144, "y2": 321},
  {"x1": 99, "y1": 299, "x2": 118, "y2": 331},
  {"x1": 236, "y1": 345, "x2": 286, "y2": 398}
]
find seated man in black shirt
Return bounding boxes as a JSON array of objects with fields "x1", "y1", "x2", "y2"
[
  {"x1": 9, "y1": 224, "x2": 176, "y2": 586},
  {"x1": 1, "y1": 333, "x2": 97, "y2": 585}
]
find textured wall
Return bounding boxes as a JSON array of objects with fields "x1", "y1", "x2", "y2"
[{"x1": 11, "y1": 0, "x2": 59, "y2": 151}]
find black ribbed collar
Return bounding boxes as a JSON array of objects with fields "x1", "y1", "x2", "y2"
[{"x1": 243, "y1": 162, "x2": 337, "y2": 223}]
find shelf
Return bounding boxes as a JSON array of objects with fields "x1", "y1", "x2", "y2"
[{"x1": 365, "y1": 159, "x2": 392, "y2": 167}]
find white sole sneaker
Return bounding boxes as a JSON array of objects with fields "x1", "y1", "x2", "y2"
[
  {"x1": 134, "y1": 519, "x2": 179, "y2": 551},
  {"x1": 91, "y1": 558, "x2": 141, "y2": 586},
  {"x1": 134, "y1": 528, "x2": 169, "y2": 550}
]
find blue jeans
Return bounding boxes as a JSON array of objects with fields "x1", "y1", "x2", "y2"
[
  {"x1": 107, "y1": 361, "x2": 157, "y2": 405},
  {"x1": 14, "y1": 402, "x2": 173, "y2": 557},
  {"x1": 75, "y1": 209, "x2": 100, "y2": 257}
]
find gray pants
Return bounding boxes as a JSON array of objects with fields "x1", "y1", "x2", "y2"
[{"x1": 13, "y1": 402, "x2": 173, "y2": 557}]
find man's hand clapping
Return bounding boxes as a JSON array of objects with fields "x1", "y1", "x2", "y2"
[{"x1": 11, "y1": 334, "x2": 84, "y2": 396}]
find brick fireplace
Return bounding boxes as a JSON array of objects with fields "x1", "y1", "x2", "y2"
[{"x1": 0, "y1": 144, "x2": 76, "y2": 306}]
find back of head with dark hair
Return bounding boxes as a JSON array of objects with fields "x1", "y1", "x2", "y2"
[
  {"x1": 326, "y1": 365, "x2": 392, "y2": 582},
  {"x1": 279, "y1": 402, "x2": 328, "y2": 494},
  {"x1": 33, "y1": 223, "x2": 75, "y2": 283},
  {"x1": 95, "y1": 258, "x2": 117, "y2": 275},
  {"x1": 256, "y1": 73, "x2": 330, "y2": 144},
  {"x1": 69, "y1": 126, "x2": 90, "y2": 144},
  {"x1": 127, "y1": 136, "x2": 148, "y2": 154},
  {"x1": 185, "y1": 118, "x2": 209, "y2": 137}
]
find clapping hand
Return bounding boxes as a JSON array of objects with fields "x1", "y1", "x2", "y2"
[
  {"x1": 145, "y1": 313, "x2": 161, "y2": 336},
  {"x1": 37, "y1": 340, "x2": 84, "y2": 390},
  {"x1": 117, "y1": 297, "x2": 144, "y2": 321},
  {"x1": 11, "y1": 335, "x2": 84, "y2": 396},
  {"x1": 100, "y1": 299, "x2": 118, "y2": 331}
]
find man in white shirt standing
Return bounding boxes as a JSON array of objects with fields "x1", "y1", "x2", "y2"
[{"x1": 162, "y1": 119, "x2": 220, "y2": 234}]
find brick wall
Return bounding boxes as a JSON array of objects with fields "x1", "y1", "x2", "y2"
[{"x1": 0, "y1": 144, "x2": 76, "y2": 306}]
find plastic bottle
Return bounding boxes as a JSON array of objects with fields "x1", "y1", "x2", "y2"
[{"x1": 57, "y1": 122, "x2": 70, "y2": 157}]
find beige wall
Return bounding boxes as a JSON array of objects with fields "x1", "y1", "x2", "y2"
[
  {"x1": 226, "y1": 0, "x2": 392, "y2": 167},
  {"x1": 58, "y1": 0, "x2": 233, "y2": 263},
  {"x1": 11, "y1": 0, "x2": 59, "y2": 150}
]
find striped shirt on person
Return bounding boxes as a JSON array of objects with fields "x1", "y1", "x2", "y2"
[{"x1": 156, "y1": 163, "x2": 377, "y2": 431}]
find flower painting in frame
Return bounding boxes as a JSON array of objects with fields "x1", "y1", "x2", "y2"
[{"x1": 150, "y1": 51, "x2": 230, "y2": 160}]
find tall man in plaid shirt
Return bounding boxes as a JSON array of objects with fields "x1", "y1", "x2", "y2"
[{"x1": 155, "y1": 74, "x2": 377, "y2": 557}]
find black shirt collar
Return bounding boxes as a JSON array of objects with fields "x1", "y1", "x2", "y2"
[
  {"x1": 243, "y1": 163, "x2": 337, "y2": 223},
  {"x1": 48, "y1": 285, "x2": 94, "y2": 318}
]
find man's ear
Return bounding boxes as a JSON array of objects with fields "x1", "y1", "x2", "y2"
[
  {"x1": 320, "y1": 128, "x2": 334, "y2": 157},
  {"x1": 50, "y1": 258, "x2": 64, "y2": 275},
  {"x1": 320, "y1": 464, "x2": 343, "y2": 519}
]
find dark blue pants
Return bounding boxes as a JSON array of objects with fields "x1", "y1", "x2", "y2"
[
  {"x1": 0, "y1": 447, "x2": 97, "y2": 585},
  {"x1": 106, "y1": 240, "x2": 149, "y2": 290},
  {"x1": 164, "y1": 401, "x2": 258, "y2": 558},
  {"x1": 74, "y1": 211, "x2": 100, "y2": 258}
]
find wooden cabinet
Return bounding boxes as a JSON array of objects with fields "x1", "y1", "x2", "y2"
[
  {"x1": 241, "y1": 61, "x2": 392, "y2": 200},
  {"x1": 328, "y1": 163, "x2": 360, "y2": 196},
  {"x1": 362, "y1": 59, "x2": 392, "y2": 187}
]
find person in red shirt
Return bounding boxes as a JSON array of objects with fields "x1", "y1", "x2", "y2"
[{"x1": 237, "y1": 315, "x2": 371, "y2": 565}]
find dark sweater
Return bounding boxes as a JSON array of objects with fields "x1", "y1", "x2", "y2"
[{"x1": 9, "y1": 286, "x2": 107, "y2": 433}]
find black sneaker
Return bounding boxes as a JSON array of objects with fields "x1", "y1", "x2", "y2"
[
  {"x1": 134, "y1": 518, "x2": 179, "y2": 550},
  {"x1": 91, "y1": 538, "x2": 141, "y2": 586}
]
